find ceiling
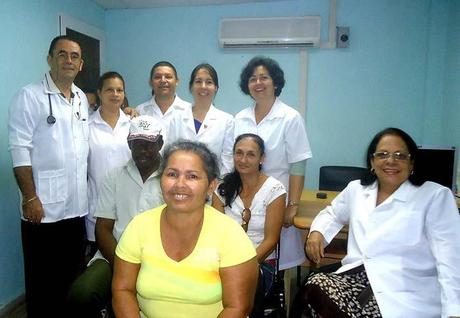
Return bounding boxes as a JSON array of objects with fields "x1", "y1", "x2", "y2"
[{"x1": 92, "y1": 0, "x2": 286, "y2": 9}]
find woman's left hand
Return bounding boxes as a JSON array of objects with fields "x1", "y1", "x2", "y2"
[{"x1": 283, "y1": 205, "x2": 297, "y2": 227}]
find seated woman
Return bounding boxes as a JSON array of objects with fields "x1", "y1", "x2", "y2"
[
  {"x1": 212, "y1": 133, "x2": 286, "y2": 314},
  {"x1": 112, "y1": 140, "x2": 259, "y2": 318},
  {"x1": 294, "y1": 127, "x2": 460, "y2": 318}
]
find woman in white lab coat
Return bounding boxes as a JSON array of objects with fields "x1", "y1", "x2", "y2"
[
  {"x1": 168, "y1": 63, "x2": 234, "y2": 175},
  {"x1": 86, "y1": 72, "x2": 131, "y2": 244},
  {"x1": 234, "y1": 56, "x2": 312, "y2": 271},
  {"x1": 297, "y1": 127, "x2": 460, "y2": 318}
]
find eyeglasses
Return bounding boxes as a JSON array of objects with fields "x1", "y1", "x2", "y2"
[
  {"x1": 372, "y1": 151, "x2": 411, "y2": 161},
  {"x1": 241, "y1": 208, "x2": 251, "y2": 231}
]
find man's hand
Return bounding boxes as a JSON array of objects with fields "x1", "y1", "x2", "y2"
[{"x1": 22, "y1": 198, "x2": 45, "y2": 224}]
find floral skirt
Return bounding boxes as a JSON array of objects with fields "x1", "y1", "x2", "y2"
[{"x1": 303, "y1": 265, "x2": 382, "y2": 318}]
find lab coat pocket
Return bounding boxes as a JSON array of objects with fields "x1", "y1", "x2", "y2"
[{"x1": 37, "y1": 169, "x2": 68, "y2": 204}]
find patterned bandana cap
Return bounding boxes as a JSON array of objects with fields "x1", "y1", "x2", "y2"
[{"x1": 127, "y1": 115, "x2": 162, "y2": 142}]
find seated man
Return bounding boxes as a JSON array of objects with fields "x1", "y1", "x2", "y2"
[{"x1": 67, "y1": 116, "x2": 164, "y2": 317}]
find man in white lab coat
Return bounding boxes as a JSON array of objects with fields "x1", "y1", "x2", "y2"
[{"x1": 8, "y1": 35, "x2": 89, "y2": 318}]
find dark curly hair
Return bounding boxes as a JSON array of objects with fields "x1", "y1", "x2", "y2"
[{"x1": 239, "y1": 56, "x2": 285, "y2": 97}]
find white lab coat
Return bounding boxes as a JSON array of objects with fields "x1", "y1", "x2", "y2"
[
  {"x1": 234, "y1": 98, "x2": 312, "y2": 269},
  {"x1": 136, "y1": 95, "x2": 190, "y2": 146},
  {"x1": 310, "y1": 180, "x2": 460, "y2": 318},
  {"x1": 168, "y1": 104, "x2": 234, "y2": 175},
  {"x1": 8, "y1": 73, "x2": 89, "y2": 222},
  {"x1": 86, "y1": 108, "x2": 131, "y2": 241}
]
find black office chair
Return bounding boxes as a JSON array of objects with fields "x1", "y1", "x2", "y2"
[
  {"x1": 251, "y1": 244, "x2": 286, "y2": 318},
  {"x1": 319, "y1": 166, "x2": 368, "y2": 191}
]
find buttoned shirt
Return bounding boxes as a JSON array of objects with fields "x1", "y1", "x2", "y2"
[
  {"x1": 311, "y1": 180, "x2": 460, "y2": 318},
  {"x1": 9, "y1": 72, "x2": 89, "y2": 222},
  {"x1": 136, "y1": 95, "x2": 190, "y2": 146},
  {"x1": 86, "y1": 108, "x2": 131, "y2": 241},
  {"x1": 90, "y1": 159, "x2": 164, "y2": 263},
  {"x1": 168, "y1": 104, "x2": 234, "y2": 175}
]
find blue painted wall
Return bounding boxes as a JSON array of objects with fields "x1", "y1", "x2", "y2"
[
  {"x1": 1, "y1": 0, "x2": 458, "y2": 310},
  {"x1": 445, "y1": 0, "x2": 460, "y2": 184},
  {"x1": 104, "y1": 0, "x2": 457, "y2": 188},
  {"x1": 0, "y1": 0, "x2": 104, "y2": 309}
]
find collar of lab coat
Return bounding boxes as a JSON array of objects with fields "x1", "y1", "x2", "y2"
[
  {"x1": 239, "y1": 97, "x2": 285, "y2": 123},
  {"x1": 150, "y1": 95, "x2": 190, "y2": 112},
  {"x1": 89, "y1": 107, "x2": 131, "y2": 126},
  {"x1": 43, "y1": 72, "x2": 78, "y2": 96},
  {"x1": 364, "y1": 179, "x2": 416, "y2": 204}
]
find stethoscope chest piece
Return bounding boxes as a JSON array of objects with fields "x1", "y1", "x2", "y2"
[
  {"x1": 47, "y1": 115, "x2": 56, "y2": 125},
  {"x1": 47, "y1": 92, "x2": 56, "y2": 125}
]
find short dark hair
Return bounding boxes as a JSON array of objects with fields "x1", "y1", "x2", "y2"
[
  {"x1": 96, "y1": 71, "x2": 125, "y2": 106},
  {"x1": 361, "y1": 127, "x2": 423, "y2": 186},
  {"x1": 218, "y1": 133, "x2": 265, "y2": 208},
  {"x1": 239, "y1": 56, "x2": 285, "y2": 97},
  {"x1": 189, "y1": 63, "x2": 219, "y2": 92},
  {"x1": 97, "y1": 71, "x2": 125, "y2": 91},
  {"x1": 149, "y1": 61, "x2": 178, "y2": 96},
  {"x1": 48, "y1": 35, "x2": 81, "y2": 57},
  {"x1": 159, "y1": 140, "x2": 219, "y2": 183}
]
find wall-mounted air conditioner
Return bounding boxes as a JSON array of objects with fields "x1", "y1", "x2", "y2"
[{"x1": 219, "y1": 16, "x2": 321, "y2": 49}]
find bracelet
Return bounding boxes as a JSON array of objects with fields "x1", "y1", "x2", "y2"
[
  {"x1": 22, "y1": 196, "x2": 38, "y2": 206},
  {"x1": 288, "y1": 200, "x2": 299, "y2": 207}
]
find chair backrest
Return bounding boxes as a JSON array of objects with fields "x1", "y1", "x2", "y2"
[{"x1": 319, "y1": 166, "x2": 368, "y2": 191}]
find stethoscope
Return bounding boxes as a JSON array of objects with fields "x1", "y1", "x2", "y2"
[
  {"x1": 47, "y1": 93, "x2": 56, "y2": 125},
  {"x1": 45, "y1": 75, "x2": 81, "y2": 125}
]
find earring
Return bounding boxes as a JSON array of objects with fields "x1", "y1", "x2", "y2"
[
  {"x1": 370, "y1": 168, "x2": 375, "y2": 174},
  {"x1": 410, "y1": 170, "x2": 414, "y2": 175}
]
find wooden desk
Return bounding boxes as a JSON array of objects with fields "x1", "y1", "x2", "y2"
[{"x1": 294, "y1": 189, "x2": 339, "y2": 229}]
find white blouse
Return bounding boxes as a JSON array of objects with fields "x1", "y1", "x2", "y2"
[{"x1": 215, "y1": 176, "x2": 286, "y2": 260}]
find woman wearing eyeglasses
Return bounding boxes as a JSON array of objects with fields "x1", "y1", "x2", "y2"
[
  {"x1": 212, "y1": 133, "x2": 286, "y2": 316},
  {"x1": 293, "y1": 127, "x2": 460, "y2": 318}
]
